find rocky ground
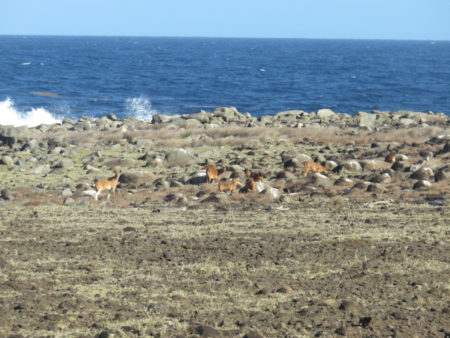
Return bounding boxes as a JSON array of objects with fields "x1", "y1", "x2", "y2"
[{"x1": 0, "y1": 107, "x2": 449, "y2": 337}]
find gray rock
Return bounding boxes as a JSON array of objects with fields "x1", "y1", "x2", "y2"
[
  {"x1": 0, "y1": 125, "x2": 31, "y2": 146},
  {"x1": 343, "y1": 160, "x2": 363, "y2": 173},
  {"x1": 165, "y1": 148, "x2": 196, "y2": 167},
  {"x1": 312, "y1": 172, "x2": 332, "y2": 187},
  {"x1": 61, "y1": 188, "x2": 73, "y2": 197},
  {"x1": 413, "y1": 180, "x2": 432, "y2": 190},
  {"x1": 64, "y1": 198, "x2": 76, "y2": 206},
  {"x1": 30, "y1": 164, "x2": 50, "y2": 175},
  {"x1": 171, "y1": 118, "x2": 203, "y2": 129},
  {"x1": 213, "y1": 107, "x2": 241, "y2": 122},
  {"x1": 0, "y1": 156, "x2": 14, "y2": 166},
  {"x1": 317, "y1": 108, "x2": 336, "y2": 119},
  {"x1": 47, "y1": 135, "x2": 65, "y2": 148},
  {"x1": 410, "y1": 167, "x2": 434, "y2": 180},
  {"x1": 152, "y1": 114, "x2": 180, "y2": 124},
  {"x1": 434, "y1": 170, "x2": 448, "y2": 182},
  {"x1": 119, "y1": 171, "x2": 156, "y2": 187},
  {"x1": 399, "y1": 118, "x2": 416, "y2": 127},
  {"x1": 258, "y1": 115, "x2": 274, "y2": 126},
  {"x1": 190, "y1": 110, "x2": 212, "y2": 124},
  {"x1": 357, "y1": 112, "x2": 377, "y2": 129},
  {"x1": 54, "y1": 159, "x2": 74, "y2": 170}
]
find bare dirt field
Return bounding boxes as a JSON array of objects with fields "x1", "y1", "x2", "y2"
[{"x1": 0, "y1": 200, "x2": 448, "y2": 337}]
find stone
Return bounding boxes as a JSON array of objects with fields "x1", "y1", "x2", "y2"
[
  {"x1": 317, "y1": 108, "x2": 336, "y2": 119},
  {"x1": 30, "y1": 164, "x2": 50, "y2": 175},
  {"x1": 54, "y1": 159, "x2": 74, "y2": 170},
  {"x1": 61, "y1": 188, "x2": 73, "y2": 197},
  {"x1": 399, "y1": 118, "x2": 416, "y2": 127},
  {"x1": 213, "y1": 107, "x2": 241, "y2": 122},
  {"x1": 190, "y1": 110, "x2": 212, "y2": 123},
  {"x1": 413, "y1": 180, "x2": 432, "y2": 190},
  {"x1": 0, "y1": 125, "x2": 32, "y2": 145},
  {"x1": 191, "y1": 325, "x2": 222, "y2": 337},
  {"x1": 165, "y1": 148, "x2": 196, "y2": 167},
  {"x1": 343, "y1": 160, "x2": 362, "y2": 173},
  {"x1": 357, "y1": 111, "x2": 377, "y2": 129},
  {"x1": 410, "y1": 167, "x2": 434, "y2": 180},
  {"x1": 312, "y1": 172, "x2": 332, "y2": 187},
  {"x1": 244, "y1": 331, "x2": 265, "y2": 338},
  {"x1": 434, "y1": 170, "x2": 448, "y2": 182},
  {"x1": 119, "y1": 171, "x2": 156, "y2": 187},
  {"x1": 0, "y1": 156, "x2": 14, "y2": 166},
  {"x1": 171, "y1": 118, "x2": 203, "y2": 129},
  {"x1": 261, "y1": 187, "x2": 281, "y2": 200}
]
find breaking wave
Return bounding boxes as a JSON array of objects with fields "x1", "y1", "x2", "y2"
[
  {"x1": 125, "y1": 96, "x2": 158, "y2": 122},
  {"x1": 0, "y1": 98, "x2": 61, "y2": 127}
]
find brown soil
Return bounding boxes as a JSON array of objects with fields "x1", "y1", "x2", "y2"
[{"x1": 0, "y1": 201, "x2": 448, "y2": 337}]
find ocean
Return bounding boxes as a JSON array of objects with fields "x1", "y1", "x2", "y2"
[{"x1": 0, "y1": 36, "x2": 449, "y2": 127}]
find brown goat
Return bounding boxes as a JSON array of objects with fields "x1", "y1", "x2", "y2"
[
  {"x1": 243, "y1": 177, "x2": 257, "y2": 192},
  {"x1": 245, "y1": 168, "x2": 264, "y2": 182},
  {"x1": 204, "y1": 165, "x2": 227, "y2": 184},
  {"x1": 385, "y1": 153, "x2": 396, "y2": 164},
  {"x1": 94, "y1": 169, "x2": 121, "y2": 200},
  {"x1": 219, "y1": 177, "x2": 240, "y2": 193},
  {"x1": 303, "y1": 161, "x2": 328, "y2": 177}
]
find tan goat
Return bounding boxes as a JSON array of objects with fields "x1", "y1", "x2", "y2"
[
  {"x1": 204, "y1": 165, "x2": 227, "y2": 184},
  {"x1": 94, "y1": 169, "x2": 121, "y2": 200},
  {"x1": 303, "y1": 161, "x2": 328, "y2": 177},
  {"x1": 219, "y1": 177, "x2": 240, "y2": 193}
]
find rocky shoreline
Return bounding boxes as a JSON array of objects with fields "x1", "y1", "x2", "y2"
[{"x1": 0, "y1": 107, "x2": 449, "y2": 207}]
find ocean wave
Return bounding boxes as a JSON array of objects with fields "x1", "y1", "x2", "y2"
[
  {"x1": 0, "y1": 98, "x2": 61, "y2": 127},
  {"x1": 125, "y1": 96, "x2": 158, "y2": 122}
]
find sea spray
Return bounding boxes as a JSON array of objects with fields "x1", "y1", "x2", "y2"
[
  {"x1": 125, "y1": 96, "x2": 158, "y2": 122},
  {"x1": 0, "y1": 98, "x2": 61, "y2": 127}
]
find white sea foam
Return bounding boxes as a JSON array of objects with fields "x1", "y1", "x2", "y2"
[
  {"x1": 0, "y1": 98, "x2": 61, "y2": 127},
  {"x1": 125, "y1": 96, "x2": 158, "y2": 122}
]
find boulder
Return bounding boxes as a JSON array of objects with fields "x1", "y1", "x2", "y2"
[
  {"x1": 261, "y1": 187, "x2": 281, "y2": 200},
  {"x1": 357, "y1": 112, "x2": 377, "y2": 129},
  {"x1": 190, "y1": 110, "x2": 211, "y2": 124},
  {"x1": 343, "y1": 160, "x2": 363, "y2": 173},
  {"x1": 171, "y1": 118, "x2": 203, "y2": 129},
  {"x1": 410, "y1": 167, "x2": 434, "y2": 180},
  {"x1": 54, "y1": 159, "x2": 74, "y2": 170},
  {"x1": 213, "y1": 107, "x2": 241, "y2": 122},
  {"x1": 434, "y1": 170, "x2": 448, "y2": 182},
  {"x1": 0, "y1": 125, "x2": 32, "y2": 146},
  {"x1": 119, "y1": 171, "x2": 156, "y2": 188},
  {"x1": 30, "y1": 164, "x2": 50, "y2": 175},
  {"x1": 317, "y1": 108, "x2": 336, "y2": 119},
  {"x1": 165, "y1": 148, "x2": 196, "y2": 167},
  {"x1": 0, "y1": 156, "x2": 14, "y2": 166},
  {"x1": 312, "y1": 172, "x2": 332, "y2": 187},
  {"x1": 413, "y1": 180, "x2": 432, "y2": 190}
]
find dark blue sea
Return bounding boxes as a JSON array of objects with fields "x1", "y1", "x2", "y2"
[{"x1": 0, "y1": 36, "x2": 449, "y2": 126}]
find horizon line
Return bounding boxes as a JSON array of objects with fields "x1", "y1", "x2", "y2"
[{"x1": 0, "y1": 33, "x2": 448, "y2": 42}]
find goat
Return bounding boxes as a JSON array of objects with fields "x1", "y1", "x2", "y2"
[
  {"x1": 303, "y1": 161, "x2": 328, "y2": 177},
  {"x1": 219, "y1": 177, "x2": 240, "y2": 193},
  {"x1": 94, "y1": 169, "x2": 121, "y2": 200},
  {"x1": 385, "y1": 153, "x2": 396, "y2": 164},
  {"x1": 244, "y1": 168, "x2": 264, "y2": 182},
  {"x1": 243, "y1": 177, "x2": 257, "y2": 192},
  {"x1": 204, "y1": 165, "x2": 227, "y2": 184}
]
